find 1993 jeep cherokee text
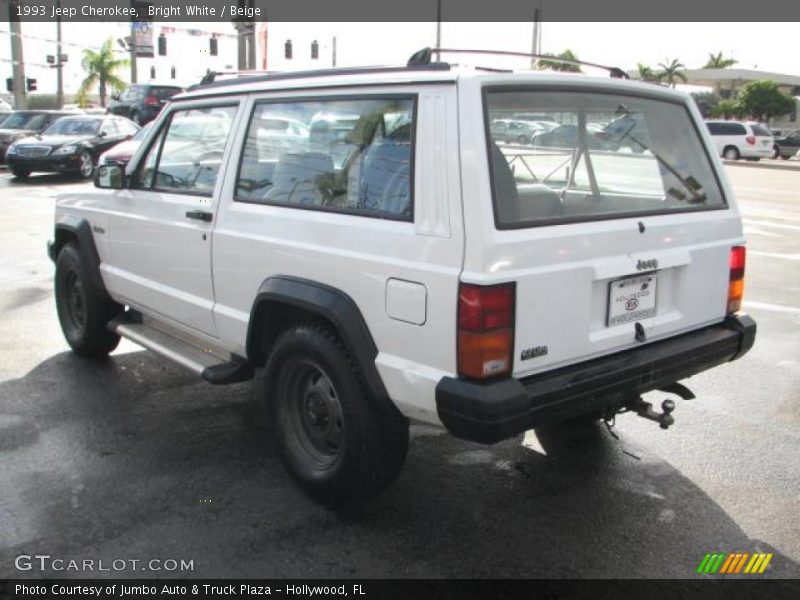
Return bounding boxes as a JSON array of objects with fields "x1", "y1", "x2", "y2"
[{"x1": 48, "y1": 50, "x2": 756, "y2": 503}]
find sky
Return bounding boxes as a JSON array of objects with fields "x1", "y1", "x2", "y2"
[{"x1": 1, "y1": 21, "x2": 797, "y2": 96}]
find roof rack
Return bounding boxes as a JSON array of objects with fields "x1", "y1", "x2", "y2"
[
  {"x1": 187, "y1": 62, "x2": 451, "y2": 91},
  {"x1": 408, "y1": 47, "x2": 629, "y2": 79}
]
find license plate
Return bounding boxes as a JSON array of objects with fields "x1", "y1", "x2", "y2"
[{"x1": 607, "y1": 274, "x2": 657, "y2": 326}]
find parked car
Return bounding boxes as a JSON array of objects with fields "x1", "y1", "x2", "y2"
[
  {"x1": 490, "y1": 119, "x2": 545, "y2": 144},
  {"x1": 97, "y1": 121, "x2": 153, "y2": 167},
  {"x1": 0, "y1": 98, "x2": 13, "y2": 118},
  {"x1": 531, "y1": 123, "x2": 609, "y2": 150},
  {"x1": 106, "y1": 83, "x2": 183, "y2": 126},
  {"x1": 50, "y1": 55, "x2": 755, "y2": 504},
  {"x1": 771, "y1": 129, "x2": 800, "y2": 160},
  {"x1": 0, "y1": 110, "x2": 75, "y2": 161},
  {"x1": 705, "y1": 120, "x2": 773, "y2": 161},
  {"x1": 254, "y1": 115, "x2": 310, "y2": 159},
  {"x1": 6, "y1": 115, "x2": 138, "y2": 178}
]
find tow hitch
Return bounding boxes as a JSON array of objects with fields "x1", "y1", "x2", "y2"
[{"x1": 622, "y1": 382, "x2": 696, "y2": 430}]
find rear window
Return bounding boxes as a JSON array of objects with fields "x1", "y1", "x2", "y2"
[
  {"x1": 750, "y1": 124, "x2": 772, "y2": 137},
  {"x1": 151, "y1": 87, "x2": 182, "y2": 100},
  {"x1": 485, "y1": 89, "x2": 726, "y2": 228}
]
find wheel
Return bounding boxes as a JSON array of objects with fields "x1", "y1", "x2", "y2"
[
  {"x1": 780, "y1": 154, "x2": 791, "y2": 160},
  {"x1": 11, "y1": 168, "x2": 30, "y2": 178},
  {"x1": 516, "y1": 134, "x2": 528, "y2": 144},
  {"x1": 266, "y1": 323, "x2": 409, "y2": 504},
  {"x1": 77, "y1": 150, "x2": 94, "y2": 178},
  {"x1": 55, "y1": 243, "x2": 122, "y2": 357},
  {"x1": 723, "y1": 146, "x2": 740, "y2": 160},
  {"x1": 772, "y1": 145, "x2": 780, "y2": 159}
]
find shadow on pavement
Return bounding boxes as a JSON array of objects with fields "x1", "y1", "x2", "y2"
[{"x1": 0, "y1": 350, "x2": 798, "y2": 580}]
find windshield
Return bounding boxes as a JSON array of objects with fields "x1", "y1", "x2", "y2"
[
  {"x1": 43, "y1": 118, "x2": 101, "y2": 136},
  {"x1": 485, "y1": 89, "x2": 726, "y2": 227},
  {"x1": 0, "y1": 113, "x2": 49, "y2": 130}
]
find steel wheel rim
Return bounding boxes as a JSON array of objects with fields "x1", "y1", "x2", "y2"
[
  {"x1": 282, "y1": 359, "x2": 344, "y2": 469},
  {"x1": 64, "y1": 270, "x2": 86, "y2": 331},
  {"x1": 79, "y1": 152, "x2": 93, "y2": 177}
]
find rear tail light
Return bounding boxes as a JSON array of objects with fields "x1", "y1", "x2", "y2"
[
  {"x1": 727, "y1": 246, "x2": 746, "y2": 314},
  {"x1": 745, "y1": 135, "x2": 756, "y2": 145},
  {"x1": 144, "y1": 95, "x2": 159, "y2": 106},
  {"x1": 457, "y1": 282, "x2": 515, "y2": 379}
]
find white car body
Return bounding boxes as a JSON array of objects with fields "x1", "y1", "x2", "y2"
[
  {"x1": 52, "y1": 64, "x2": 755, "y2": 460},
  {"x1": 705, "y1": 120, "x2": 774, "y2": 160}
]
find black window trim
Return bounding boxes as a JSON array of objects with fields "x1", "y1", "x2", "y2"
[
  {"x1": 482, "y1": 84, "x2": 729, "y2": 231},
  {"x1": 232, "y1": 92, "x2": 418, "y2": 224},
  {"x1": 129, "y1": 101, "x2": 240, "y2": 199}
]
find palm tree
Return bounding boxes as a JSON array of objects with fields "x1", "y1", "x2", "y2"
[
  {"x1": 636, "y1": 63, "x2": 659, "y2": 83},
  {"x1": 704, "y1": 52, "x2": 737, "y2": 69},
  {"x1": 535, "y1": 49, "x2": 582, "y2": 73},
  {"x1": 77, "y1": 38, "x2": 128, "y2": 108},
  {"x1": 657, "y1": 58, "x2": 687, "y2": 88}
]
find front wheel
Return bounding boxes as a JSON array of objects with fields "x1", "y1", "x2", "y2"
[
  {"x1": 266, "y1": 324, "x2": 409, "y2": 504},
  {"x1": 772, "y1": 145, "x2": 780, "y2": 159},
  {"x1": 55, "y1": 243, "x2": 122, "y2": 357},
  {"x1": 11, "y1": 168, "x2": 30, "y2": 178},
  {"x1": 723, "y1": 146, "x2": 740, "y2": 160}
]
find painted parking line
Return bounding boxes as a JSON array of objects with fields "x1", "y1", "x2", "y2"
[
  {"x1": 748, "y1": 251, "x2": 800, "y2": 261},
  {"x1": 743, "y1": 300, "x2": 800, "y2": 315}
]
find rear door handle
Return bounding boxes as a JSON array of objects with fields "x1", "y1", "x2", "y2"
[{"x1": 185, "y1": 210, "x2": 213, "y2": 222}]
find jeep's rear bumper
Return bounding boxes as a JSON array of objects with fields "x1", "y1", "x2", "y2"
[{"x1": 435, "y1": 314, "x2": 756, "y2": 444}]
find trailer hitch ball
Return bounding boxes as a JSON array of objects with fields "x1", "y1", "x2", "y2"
[{"x1": 660, "y1": 399, "x2": 676, "y2": 430}]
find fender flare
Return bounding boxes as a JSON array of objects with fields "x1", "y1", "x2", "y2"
[
  {"x1": 53, "y1": 216, "x2": 111, "y2": 300},
  {"x1": 247, "y1": 276, "x2": 401, "y2": 419}
]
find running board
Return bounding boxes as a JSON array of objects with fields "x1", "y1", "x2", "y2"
[{"x1": 109, "y1": 314, "x2": 254, "y2": 385}]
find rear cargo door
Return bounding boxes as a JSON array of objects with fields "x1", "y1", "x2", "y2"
[{"x1": 462, "y1": 81, "x2": 744, "y2": 378}]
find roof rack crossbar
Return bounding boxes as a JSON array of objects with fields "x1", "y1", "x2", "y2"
[
  {"x1": 410, "y1": 47, "x2": 629, "y2": 79},
  {"x1": 189, "y1": 63, "x2": 451, "y2": 91}
]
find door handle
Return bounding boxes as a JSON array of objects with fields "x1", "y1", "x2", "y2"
[{"x1": 185, "y1": 210, "x2": 213, "y2": 222}]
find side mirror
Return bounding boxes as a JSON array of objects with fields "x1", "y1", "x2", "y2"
[{"x1": 94, "y1": 164, "x2": 125, "y2": 189}]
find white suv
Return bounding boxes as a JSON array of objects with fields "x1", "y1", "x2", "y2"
[
  {"x1": 48, "y1": 51, "x2": 756, "y2": 503},
  {"x1": 705, "y1": 120, "x2": 774, "y2": 161}
]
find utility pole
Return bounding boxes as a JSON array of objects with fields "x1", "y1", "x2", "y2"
[
  {"x1": 331, "y1": 36, "x2": 336, "y2": 68},
  {"x1": 8, "y1": 1, "x2": 26, "y2": 109},
  {"x1": 129, "y1": 22, "x2": 138, "y2": 84},
  {"x1": 56, "y1": 1, "x2": 63, "y2": 108},
  {"x1": 435, "y1": 0, "x2": 442, "y2": 52}
]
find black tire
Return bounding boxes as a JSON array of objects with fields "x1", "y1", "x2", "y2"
[
  {"x1": 266, "y1": 323, "x2": 409, "y2": 504},
  {"x1": 772, "y1": 145, "x2": 780, "y2": 159},
  {"x1": 780, "y1": 154, "x2": 791, "y2": 160},
  {"x1": 723, "y1": 146, "x2": 740, "y2": 161},
  {"x1": 11, "y1": 168, "x2": 30, "y2": 179},
  {"x1": 55, "y1": 243, "x2": 122, "y2": 358},
  {"x1": 516, "y1": 134, "x2": 528, "y2": 144}
]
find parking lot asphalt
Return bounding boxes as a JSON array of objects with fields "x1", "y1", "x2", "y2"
[{"x1": 0, "y1": 167, "x2": 798, "y2": 580}]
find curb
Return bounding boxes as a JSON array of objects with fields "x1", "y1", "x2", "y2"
[{"x1": 723, "y1": 159, "x2": 800, "y2": 172}]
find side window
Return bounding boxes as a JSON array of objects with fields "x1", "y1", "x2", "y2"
[
  {"x1": 235, "y1": 96, "x2": 415, "y2": 221},
  {"x1": 132, "y1": 105, "x2": 237, "y2": 195},
  {"x1": 707, "y1": 123, "x2": 722, "y2": 135}
]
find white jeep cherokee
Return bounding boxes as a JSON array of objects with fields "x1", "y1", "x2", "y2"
[{"x1": 49, "y1": 50, "x2": 756, "y2": 503}]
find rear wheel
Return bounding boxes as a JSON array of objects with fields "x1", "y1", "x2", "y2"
[
  {"x1": 11, "y1": 168, "x2": 30, "y2": 179},
  {"x1": 55, "y1": 243, "x2": 122, "y2": 357},
  {"x1": 781, "y1": 154, "x2": 791, "y2": 160},
  {"x1": 723, "y1": 146, "x2": 740, "y2": 160},
  {"x1": 772, "y1": 145, "x2": 780, "y2": 159},
  {"x1": 266, "y1": 323, "x2": 409, "y2": 504}
]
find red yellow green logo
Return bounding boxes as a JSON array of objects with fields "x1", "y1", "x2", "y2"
[{"x1": 697, "y1": 552, "x2": 773, "y2": 574}]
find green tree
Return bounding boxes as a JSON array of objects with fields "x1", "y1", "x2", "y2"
[
  {"x1": 636, "y1": 63, "x2": 659, "y2": 83},
  {"x1": 736, "y1": 80, "x2": 796, "y2": 122},
  {"x1": 657, "y1": 58, "x2": 687, "y2": 88},
  {"x1": 535, "y1": 49, "x2": 582, "y2": 73},
  {"x1": 710, "y1": 99, "x2": 743, "y2": 119},
  {"x1": 691, "y1": 91, "x2": 721, "y2": 118},
  {"x1": 703, "y1": 52, "x2": 738, "y2": 69},
  {"x1": 77, "y1": 38, "x2": 128, "y2": 108}
]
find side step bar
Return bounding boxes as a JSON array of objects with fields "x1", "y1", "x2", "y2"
[{"x1": 109, "y1": 314, "x2": 254, "y2": 385}]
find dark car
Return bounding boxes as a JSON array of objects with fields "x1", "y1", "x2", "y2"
[
  {"x1": 5, "y1": 115, "x2": 138, "y2": 179},
  {"x1": 106, "y1": 83, "x2": 183, "y2": 126},
  {"x1": 0, "y1": 110, "x2": 76, "y2": 161},
  {"x1": 772, "y1": 130, "x2": 800, "y2": 160}
]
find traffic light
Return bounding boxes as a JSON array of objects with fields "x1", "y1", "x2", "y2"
[
  {"x1": 209, "y1": 37, "x2": 218, "y2": 56},
  {"x1": 5, "y1": 78, "x2": 12, "y2": 92},
  {"x1": 311, "y1": 40, "x2": 319, "y2": 60},
  {"x1": 284, "y1": 39, "x2": 292, "y2": 59},
  {"x1": 26, "y1": 78, "x2": 37, "y2": 92},
  {"x1": 157, "y1": 34, "x2": 167, "y2": 56}
]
